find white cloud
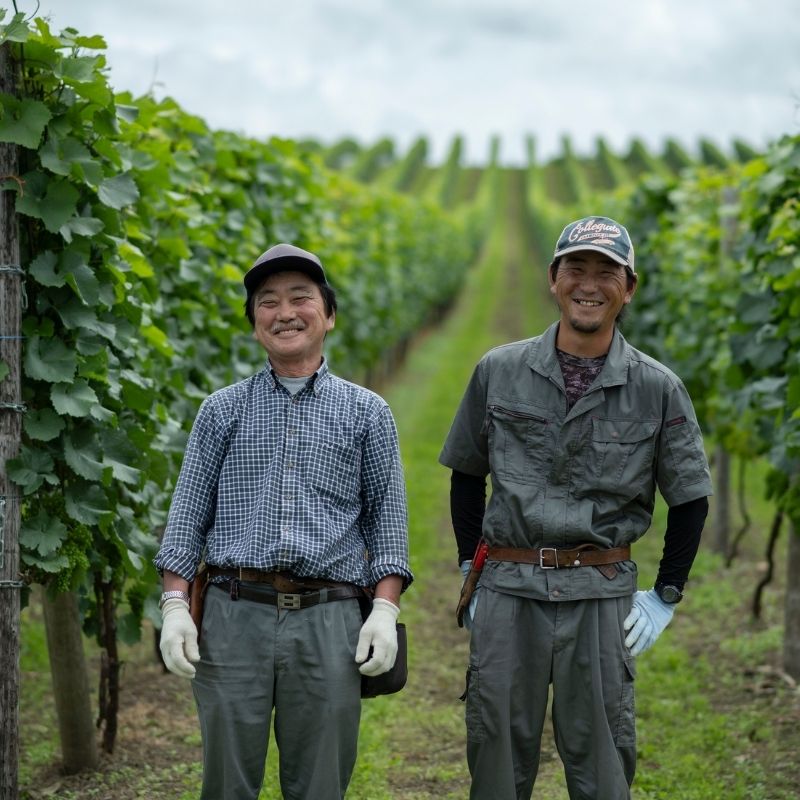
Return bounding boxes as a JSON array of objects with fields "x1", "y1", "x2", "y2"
[{"x1": 34, "y1": 0, "x2": 800, "y2": 163}]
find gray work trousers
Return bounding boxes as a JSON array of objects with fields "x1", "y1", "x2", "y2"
[
  {"x1": 465, "y1": 589, "x2": 636, "y2": 800},
  {"x1": 192, "y1": 583, "x2": 364, "y2": 800}
]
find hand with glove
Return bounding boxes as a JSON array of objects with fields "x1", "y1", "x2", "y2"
[
  {"x1": 623, "y1": 589, "x2": 675, "y2": 657},
  {"x1": 459, "y1": 560, "x2": 481, "y2": 630},
  {"x1": 356, "y1": 598, "x2": 399, "y2": 677},
  {"x1": 160, "y1": 598, "x2": 201, "y2": 678}
]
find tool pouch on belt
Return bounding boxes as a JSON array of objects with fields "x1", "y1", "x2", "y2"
[
  {"x1": 456, "y1": 540, "x2": 489, "y2": 628},
  {"x1": 189, "y1": 564, "x2": 210, "y2": 643},
  {"x1": 357, "y1": 591, "x2": 408, "y2": 699}
]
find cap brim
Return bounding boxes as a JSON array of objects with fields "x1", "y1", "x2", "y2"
[
  {"x1": 244, "y1": 255, "x2": 327, "y2": 294},
  {"x1": 553, "y1": 244, "x2": 634, "y2": 272}
]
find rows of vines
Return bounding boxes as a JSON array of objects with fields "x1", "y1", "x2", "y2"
[{"x1": 0, "y1": 11, "x2": 492, "y2": 752}]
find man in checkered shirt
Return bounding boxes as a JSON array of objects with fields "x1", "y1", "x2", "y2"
[{"x1": 154, "y1": 243, "x2": 412, "y2": 800}]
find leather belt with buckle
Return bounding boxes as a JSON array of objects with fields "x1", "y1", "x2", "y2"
[{"x1": 487, "y1": 544, "x2": 631, "y2": 569}]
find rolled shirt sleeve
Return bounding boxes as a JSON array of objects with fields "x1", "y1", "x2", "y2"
[{"x1": 359, "y1": 405, "x2": 413, "y2": 589}]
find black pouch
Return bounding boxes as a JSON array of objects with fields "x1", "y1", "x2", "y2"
[{"x1": 358, "y1": 592, "x2": 408, "y2": 698}]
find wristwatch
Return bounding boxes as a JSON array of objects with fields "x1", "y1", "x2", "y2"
[
  {"x1": 159, "y1": 590, "x2": 190, "y2": 609},
  {"x1": 655, "y1": 583, "x2": 683, "y2": 604}
]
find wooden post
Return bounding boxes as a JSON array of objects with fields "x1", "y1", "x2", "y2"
[
  {"x1": 713, "y1": 445, "x2": 730, "y2": 559},
  {"x1": 0, "y1": 40, "x2": 23, "y2": 800},
  {"x1": 41, "y1": 589, "x2": 99, "y2": 772},
  {"x1": 785, "y1": 520, "x2": 800, "y2": 680},
  {"x1": 712, "y1": 186, "x2": 738, "y2": 562}
]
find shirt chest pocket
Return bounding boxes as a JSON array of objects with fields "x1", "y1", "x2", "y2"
[
  {"x1": 311, "y1": 440, "x2": 361, "y2": 504},
  {"x1": 590, "y1": 419, "x2": 658, "y2": 493},
  {"x1": 486, "y1": 404, "x2": 553, "y2": 485}
]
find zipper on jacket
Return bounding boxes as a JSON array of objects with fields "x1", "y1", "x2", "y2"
[{"x1": 489, "y1": 404, "x2": 547, "y2": 424}]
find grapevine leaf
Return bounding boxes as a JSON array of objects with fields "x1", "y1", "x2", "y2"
[
  {"x1": 20, "y1": 509, "x2": 68, "y2": 556},
  {"x1": 0, "y1": 13, "x2": 30, "y2": 43},
  {"x1": 121, "y1": 370, "x2": 154, "y2": 413},
  {"x1": 29, "y1": 251, "x2": 62, "y2": 287},
  {"x1": 74, "y1": 33, "x2": 107, "y2": 49},
  {"x1": 98, "y1": 174, "x2": 139, "y2": 209},
  {"x1": 21, "y1": 549, "x2": 71, "y2": 573},
  {"x1": 117, "y1": 241, "x2": 153, "y2": 277},
  {"x1": 6, "y1": 445, "x2": 57, "y2": 494},
  {"x1": 61, "y1": 251, "x2": 100, "y2": 305},
  {"x1": 51, "y1": 379, "x2": 99, "y2": 417},
  {"x1": 101, "y1": 429, "x2": 142, "y2": 485},
  {"x1": 64, "y1": 427, "x2": 106, "y2": 480},
  {"x1": 64, "y1": 481, "x2": 111, "y2": 525},
  {"x1": 16, "y1": 176, "x2": 79, "y2": 232},
  {"x1": 0, "y1": 94, "x2": 51, "y2": 148},
  {"x1": 24, "y1": 408, "x2": 65, "y2": 441},
  {"x1": 60, "y1": 215, "x2": 105, "y2": 240},
  {"x1": 116, "y1": 104, "x2": 139, "y2": 123},
  {"x1": 55, "y1": 55, "x2": 100, "y2": 83},
  {"x1": 58, "y1": 300, "x2": 117, "y2": 339},
  {"x1": 39, "y1": 134, "x2": 93, "y2": 177},
  {"x1": 24, "y1": 336, "x2": 77, "y2": 382}
]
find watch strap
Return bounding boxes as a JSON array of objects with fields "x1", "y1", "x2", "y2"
[{"x1": 160, "y1": 590, "x2": 190, "y2": 609}]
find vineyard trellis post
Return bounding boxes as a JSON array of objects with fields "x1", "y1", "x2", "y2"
[
  {"x1": 785, "y1": 516, "x2": 800, "y2": 680},
  {"x1": 712, "y1": 185, "x2": 739, "y2": 561},
  {"x1": 0, "y1": 40, "x2": 23, "y2": 800}
]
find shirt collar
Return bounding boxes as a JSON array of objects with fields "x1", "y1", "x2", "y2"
[
  {"x1": 527, "y1": 322, "x2": 630, "y2": 386},
  {"x1": 262, "y1": 357, "x2": 331, "y2": 396}
]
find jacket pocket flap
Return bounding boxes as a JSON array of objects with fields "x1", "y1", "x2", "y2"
[{"x1": 592, "y1": 419, "x2": 657, "y2": 444}]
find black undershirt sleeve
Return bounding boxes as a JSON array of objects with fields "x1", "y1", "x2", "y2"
[
  {"x1": 450, "y1": 469, "x2": 487, "y2": 564},
  {"x1": 655, "y1": 496, "x2": 710, "y2": 592}
]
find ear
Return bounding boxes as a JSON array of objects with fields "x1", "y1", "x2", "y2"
[
  {"x1": 624, "y1": 274, "x2": 638, "y2": 304},
  {"x1": 326, "y1": 311, "x2": 336, "y2": 332}
]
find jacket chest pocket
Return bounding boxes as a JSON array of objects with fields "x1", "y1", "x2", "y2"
[
  {"x1": 487, "y1": 404, "x2": 552, "y2": 485},
  {"x1": 590, "y1": 418, "x2": 657, "y2": 494}
]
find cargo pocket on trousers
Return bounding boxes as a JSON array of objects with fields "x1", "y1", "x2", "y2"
[
  {"x1": 461, "y1": 665, "x2": 486, "y2": 743},
  {"x1": 614, "y1": 655, "x2": 636, "y2": 747}
]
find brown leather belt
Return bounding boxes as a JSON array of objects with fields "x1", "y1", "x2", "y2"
[
  {"x1": 487, "y1": 544, "x2": 631, "y2": 569},
  {"x1": 206, "y1": 566, "x2": 353, "y2": 593}
]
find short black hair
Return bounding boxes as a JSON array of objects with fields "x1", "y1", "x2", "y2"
[{"x1": 244, "y1": 275, "x2": 337, "y2": 326}]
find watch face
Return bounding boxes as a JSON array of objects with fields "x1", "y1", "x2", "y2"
[{"x1": 660, "y1": 585, "x2": 682, "y2": 603}]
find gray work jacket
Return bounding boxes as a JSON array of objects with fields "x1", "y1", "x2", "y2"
[{"x1": 439, "y1": 322, "x2": 713, "y2": 601}]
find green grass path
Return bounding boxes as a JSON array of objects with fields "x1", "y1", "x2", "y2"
[{"x1": 335, "y1": 170, "x2": 797, "y2": 800}]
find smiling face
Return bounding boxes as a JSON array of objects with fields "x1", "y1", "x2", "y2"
[
  {"x1": 549, "y1": 250, "x2": 637, "y2": 355},
  {"x1": 251, "y1": 270, "x2": 335, "y2": 376}
]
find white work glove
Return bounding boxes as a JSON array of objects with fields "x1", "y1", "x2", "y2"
[
  {"x1": 356, "y1": 598, "x2": 400, "y2": 677},
  {"x1": 459, "y1": 560, "x2": 481, "y2": 631},
  {"x1": 160, "y1": 598, "x2": 200, "y2": 678},
  {"x1": 623, "y1": 589, "x2": 675, "y2": 657}
]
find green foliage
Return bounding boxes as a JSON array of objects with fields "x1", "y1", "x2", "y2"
[
  {"x1": 389, "y1": 136, "x2": 428, "y2": 193},
  {"x1": 349, "y1": 136, "x2": 395, "y2": 183},
  {"x1": 662, "y1": 137, "x2": 694, "y2": 174},
  {"x1": 733, "y1": 138, "x2": 760, "y2": 163},
  {"x1": 0, "y1": 15, "x2": 480, "y2": 646},
  {"x1": 623, "y1": 134, "x2": 800, "y2": 525},
  {"x1": 699, "y1": 137, "x2": 729, "y2": 168}
]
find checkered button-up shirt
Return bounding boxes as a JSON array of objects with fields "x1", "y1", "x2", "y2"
[{"x1": 154, "y1": 360, "x2": 412, "y2": 588}]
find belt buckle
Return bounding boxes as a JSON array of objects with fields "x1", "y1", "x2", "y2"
[
  {"x1": 539, "y1": 548, "x2": 559, "y2": 569},
  {"x1": 277, "y1": 592, "x2": 302, "y2": 610}
]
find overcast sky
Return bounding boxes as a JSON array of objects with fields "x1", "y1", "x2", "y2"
[{"x1": 34, "y1": 0, "x2": 800, "y2": 164}]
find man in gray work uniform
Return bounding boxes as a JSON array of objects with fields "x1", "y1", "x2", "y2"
[
  {"x1": 154, "y1": 243, "x2": 412, "y2": 800},
  {"x1": 440, "y1": 216, "x2": 712, "y2": 800}
]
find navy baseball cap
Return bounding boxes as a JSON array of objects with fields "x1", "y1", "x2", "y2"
[
  {"x1": 244, "y1": 243, "x2": 328, "y2": 298},
  {"x1": 553, "y1": 216, "x2": 636, "y2": 275}
]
